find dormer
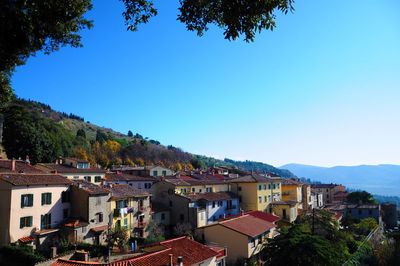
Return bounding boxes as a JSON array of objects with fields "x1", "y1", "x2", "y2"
[{"x1": 64, "y1": 158, "x2": 90, "y2": 169}]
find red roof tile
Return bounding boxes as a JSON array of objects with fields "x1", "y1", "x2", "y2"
[
  {"x1": 37, "y1": 163, "x2": 106, "y2": 174},
  {"x1": 219, "y1": 215, "x2": 276, "y2": 237},
  {"x1": 0, "y1": 173, "x2": 71, "y2": 186},
  {"x1": 182, "y1": 191, "x2": 237, "y2": 202},
  {"x1": 90, "y1": 225, "x2": 108, "y2": 232},
  {"x1": 0, "y1": 159, "x2": 44, "y2": 173},
  {"x1": 246, "y1": 210, "x2": 281, "y2": 223},
  {"x1": 19, "y1": 235, "x2": 34, "y2": 243},
  {"x1": 105, "y1": 172, "x2": 154, "y2": 182},
  {"x1": 108, "y1": 183, "x2": 151, "y2": 199}
]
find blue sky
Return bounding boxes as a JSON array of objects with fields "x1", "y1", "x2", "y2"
[{"x1": 11, "y1": 0, "x2": 400, "y2": 167}]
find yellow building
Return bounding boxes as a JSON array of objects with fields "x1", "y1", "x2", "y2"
[
  {"x1": 270, "y1": 201, "x2": 299, "y2": 222},
  {"x1": 229, "y1": 174, "x2": 282, "y2": 212},
  {"x1": 109, "y1": 184, "x2": 151, "y2": 238},
  {"x1": 282, "y1": 178, "x2": 313, "y2": 210},
  {"x1": 152, "y1": 178, "x2": 230, "y2": 196},
  {"x1": 196, "y1": 214, "x2": 277, "y2": 264}
]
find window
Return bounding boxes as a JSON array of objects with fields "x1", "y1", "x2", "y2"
[
  {"x1": 84, "y1": 176, "x2": 91, "y2": 182},
  {"x1": 97, "y1": 212, "x2": 103, "y2": 223},
  {"x1": 258, "y1": 185, "x2": 262, "y2": 190},
  {"x1": 259, "y1": 197, "x2": 262, "y2": 203},
  {"x1": 78, "y1": 163, "x2": 83, "y2": 168},
  {"x1": 199, "y1": 189, "x2": 202, "y2": 193},
  {"x1": 116, "y1": 220, "x2": 121, "y2": 228},
  {"x1": 206, "y1": 187, "x2": 212, "y2": 192},
  {"x1": 268, "y1": 184, "x2": 271, "y2": 189},
  {"x1": 239, "y1": 196, "x2": 242, "y2": 203},
  {"x1": 212, "y1": 201, "x2": 216, "y2": 208},
  {"x1": 200, "y1": 212, "x2": 204, "y2": 220},
  {"x1": 251, "y1": 239, "x2": 255, "y2": 248},
  {"x1": 258, "y1": 235, "x2": 262, "y2": 243},
  {"x1": 73, "y1": 176, "x2": 79, "y2": 179},
  {"x1": 238, "y1": 186, "x2": 242, "y2": 191},
  {"x1": 153, "y1": 170, "x2": 158, "y2": 176},
  {"x1": 181, "y1": 188, "x2": 185, "y2": 194},
  {"x1": 264, "y1": 196, "x2": 267, "y2": 202},
  {"x1": 21, "y1": 194, "x2": 33, "y2": 208},
  {"x1": 326, "y1": 189, "x2": 329, "y2": 192},
  {"x1": 41, "y1": 213, "x2": 51, "y2": 230},
  {"x1": 116, "y1": 200, "x2": 127, "y2": 209},
  {"x1": 83, "y1": 163, "x2": 88, "y2": 168},
  {"x1": 218, "y1": 201, "x2": 223, "y2": 207},
  {"x1": 96, "y1": 196, "x2": 102, "y2": 206},
  {"x1": 161, "y1": 213, "x2": 165, "y2": 220},
  {"x1": 63, "y1": 209, "x2": 69, "y2": 219},
  {"x1": 145, "y1": 183, "x2": 151, "y2": 189},
  {"x1": 41, "y1": 193, "x2": 52, "y2": 205},
  {"x1": 61, "y1": 191, "x2": 70, "y2": 203},
  {"x1": 268, "y1": 195, "x2": 271, "y2": 202},
  {"x1": 192, "y1": 188, "x2": 195, "y2": 193},
  {"x1": 263, "y1": 184, "x2": 267, "y2": 190},
  {"x1": 162, "y1": 170, "x2": 167, "y2": 176},
  {"x1": 20, "y1": 216, "x2": 33, "y2": 228},
  {"x1": 95, "y1": 176, "x2": 101, "y2": 182},
  {"x1": 273, "y1": 184, "x2": 276, "y2": 189}
]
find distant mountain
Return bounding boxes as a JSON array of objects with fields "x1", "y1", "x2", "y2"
[{"x1": 280, "y1": 163, "x2": 400, "y2": 197}]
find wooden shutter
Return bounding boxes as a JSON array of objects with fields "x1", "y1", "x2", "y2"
[
  {"x1": 20, "y1": 217, "x2": 24, "y2": 228},
  {"x1": 29, "y1": 216, "x2": 33, "y2": 227},
  {"x1": 49, "y1": 193, "x2": 52, "y2": 205},
  {"x1": 21, "y1": 195, "x2": 24, "y2": 208},
  {"x1": 29, "y1": 194, "x2": 33, "y2": 206},
  {"x1": 41, "y1": 215, "x2": 44, "y2": 229},
  {"x1": 41, "y1": 193, "x2": 45, "y2": 205}
]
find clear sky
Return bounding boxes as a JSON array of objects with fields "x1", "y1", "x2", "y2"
[{"x1": 11, "y1": 0, "x2": 400, "y2": 167}]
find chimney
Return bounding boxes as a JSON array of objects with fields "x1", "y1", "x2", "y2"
[
  {"x1": 169, "y1": 254, "x2": 173, "y2": 266},
  {"x1": 11, "y1": 159, "x2": 16, "y2": 171},
  {"x1": 25, "y1": 155, "x2": 30, "y2": 165},
  {"x1": 177, "y1": 256, "x2": 183, "y2": 266}
]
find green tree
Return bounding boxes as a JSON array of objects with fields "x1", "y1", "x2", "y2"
[
  {"x1": 95, "y1": 129, "x2": 108, "y2": 144},
  {"x1": 109, "y1": 226, "x2": 129, "y2": 251},
  {"x1": 346, "y1": 191, "x2": 378, "y2": 204},
  {"x1": 127, "y1": 130, "x2": 133, "y2": 137},
  {"x1": 262, "y1": 224, "x2": 348, "y2": 266},
  {"x1": 190, "y1": 156, "x2": 207, "y2": 169},
  {"x1": 76, "y1": 129, "x2": 86, "y2": 139}
]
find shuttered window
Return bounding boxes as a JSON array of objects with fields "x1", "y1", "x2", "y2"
[
  {"x1": 21, "y1": 194, "x2": 33, "y2": 208},
  {"x1": 20, "y1": 216, "x2": 33, "y2": 228},
  {"x1": 41, "y1": 193, "x2": 52, "y2": 205}
]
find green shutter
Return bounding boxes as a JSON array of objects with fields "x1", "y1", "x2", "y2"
[
  {"x1": 29, "y1": 194, "x2": 33, "y2": 207},
  {"x1": 21, "y1": 195, "x2": 24, "y2": 208},
  {"x1": 49, "y1": 193, "x2": 52, "y2": 205},
  {"x1": 29, "y1": 216, "x2": 33, "y2": 227},
  {"x1": 41, "y1": 193, "x2": 45, "y2": 205},
  {"x1": 41, "y1": 215, "x2": 44, "y2": 229},
  {"x1": 20, "y1": 217, "x2": 24, "y2": 228}
]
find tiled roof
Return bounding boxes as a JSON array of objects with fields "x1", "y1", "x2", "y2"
[
  {"x1": 72, "y1": 180, "x2": 109, "y2": 195},
  {"x1": 51, "y1": 237, "x2": 220, "y2": 266},
  {"x1": 182, "y1": 191, "x2": 237, "y2": 202},
  {"x1": 281, "y1": 178, "x2": 305, "y2": 186},
  {"x1": 0, "y1": 173, "x2": 71, "y2": 186},
  {"x1": 105, "y1": 173, "x2": 154, "y2": 182},
  {"x1": 37, "y1": 163, "x2": 106, "y2": 174},
  {"x1": 219, "y1": 215, "x2": 276, "y2": 237},
  {"x1": 19, "y1": 235, "x2": 34, "y2": 243},
  {"x1": 229, "y1": 174, "x2": 275, "y2": 183},
  {"x1": 0, "y1": 159, "x2": 44, "y2": 173},
  {"x1": 61, "y1": 218, "x2": 90, "y2": 228},
  {"x1": 246, "y1": 210, "x2": 281, "y2": 223},
  {"x1": 90, "y1": 225, "x2": 108, "y2": 232},
  {"x1": 109, "y1": 184, "x2": 151, "y2": 199},
  {"x1": 66, "y1": 158, "x2": 89, "y2": 163}
]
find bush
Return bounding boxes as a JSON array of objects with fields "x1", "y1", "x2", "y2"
[
  {"x1": 57, "y1": 239, "x2": 107, "y2": 258},
  {"x1": 0, "y1": 244, "x2": 46, "y2": 266}
]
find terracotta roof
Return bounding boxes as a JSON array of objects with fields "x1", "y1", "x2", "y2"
[
  {"x1": 105, "y1": 172, "x2": 154, "y2": 182},
  {"x1": 90, "y1": 225, "x2": 108, "y2": 232},
  {"x1": 66, "y1": 158, "x2": 89, "y2": 163},
  {"x1": 61, "y1": 218, "x2": 90, "y2": 228},
  {"x1": 0, "y1": 173, "x2": 71, "y2": 186},
  {"x1": 51, "y1": 237, "x2": 220, "y2": 266},
  {"x1": 109, "y1": 184, "x2": 151, "y2": 199},
  {"x1": 35, "y1": 228, "x2": 59, "y2": 235},
  {"x1": 311, "y1": 184, "x2": 341, "y2": 189},
  {"x1": 281, "y1": 178, "x2": 306, "y2": 186},
  {"x1": 229, "y1": 174, "x2": 275, "y2": 183},
  {"x1": 37, "y1": 163, "x2": 106, "y2": 174},
  {"x1": 246, "y1": 210, "x2": 281, "y2": 223},
  {"x1": 219, "y1": 215, "x2": 276, "y2": 237},
  {"x1": 182, "y1": 191, "x2": 237, "y2": 202},
  {"x1": 72, "y1": 180, "x2": 109, "y2": 195},
  {"x1": 0, "y1": 159, "x2": 44, "y2": 173},
  {"x1": 19, "y1": 235, "x2": 34, "y2": 243}
]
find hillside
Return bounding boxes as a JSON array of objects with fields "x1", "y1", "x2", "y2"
[
  {"x1": 1, "y1": 98, "x2": 294, "y2": 177},
  {"x1": 281, "y1": 163, "x2": 400, "y2": 197}
]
